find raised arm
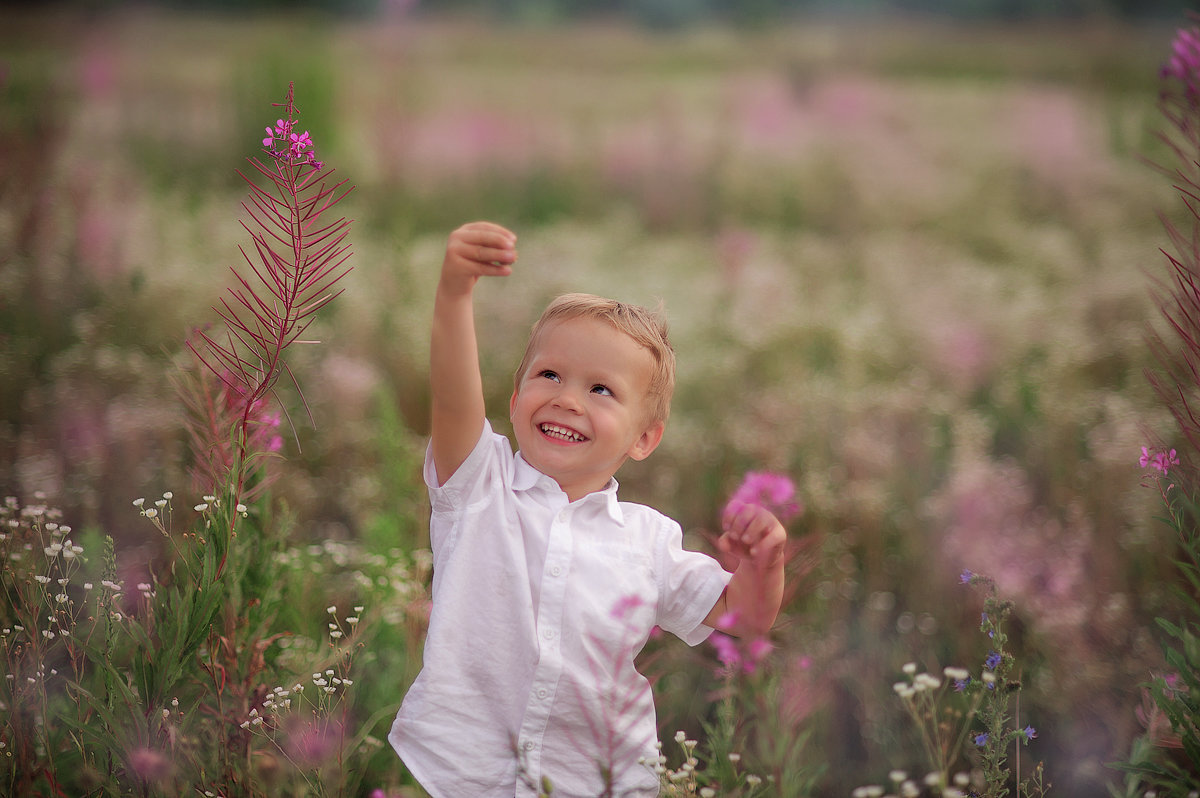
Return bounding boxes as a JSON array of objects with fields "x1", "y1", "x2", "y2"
[
  {"x1": 703, "y1": 501, "x2": 787, "y2": 638},
  {"x1": 429, "y1": 221, "x2": 518, "y2": 484}
]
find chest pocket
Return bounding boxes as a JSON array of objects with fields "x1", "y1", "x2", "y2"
[{"x1": 569, "y1": 540, "x2": 657, "y2": 638}]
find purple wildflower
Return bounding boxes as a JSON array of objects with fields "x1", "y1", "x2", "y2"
[
  {"x1": 974, "y1": 732, "x2": 989, "y2": 747},
  {"x1": 959, "y1": 569, "x2": 974, "y2": 584},
  {"x1": 954, "y1": 677, "x2": 970, "y2": 692},
  {"x1": 985, "y1": 651, "x2": 1001, "y2": 670},
  {"x1": 1022, "y1": 725, "x2": 1038, "y2": 743},
  {"x1": 726, "y1": 470, "x2": 801, "y2": 522}
]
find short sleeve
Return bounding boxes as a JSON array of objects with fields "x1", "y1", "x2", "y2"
[
  {"x1": 422, "y1": 419, "x2": 511, "y2": 558},
  {"x1": 654, "y1": 519, "x2": 732, "y2": 647}
]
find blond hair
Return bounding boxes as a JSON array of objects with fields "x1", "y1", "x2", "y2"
[{"x1": 514, "y1": 293, "x2": 676, "y2": 425}]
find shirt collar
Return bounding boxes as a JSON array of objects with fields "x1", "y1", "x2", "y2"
[{"x1": 513, "y1": 452, "x2": 625, "y2": 525}]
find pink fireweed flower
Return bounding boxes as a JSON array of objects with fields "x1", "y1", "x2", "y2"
[
  {"x1": 1139, "y1": 445, "x2": 1180, "y2": 475},
  {"x1": 610, "y1": 594, "x2": 646, "y2": 620},
  {"x1": 128, "y1": 746, "x2": 173, "y2": 783},
  {"x1": 262, "y1": 117, "x2": 323, "y2": 168},
  {"x1": 1162, "y1": 26, "x2": 1200, "y2": 98},
  {"x1": 708, "y1": 628, "x2": 774, "y2": 675},
  {"x1": 725, "y1": 470, "x2": 801, "y2": 522}
]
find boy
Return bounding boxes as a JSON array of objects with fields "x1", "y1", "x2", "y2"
[{"x1": 389, "y1": 221, "x2": 787, "y2": 797}]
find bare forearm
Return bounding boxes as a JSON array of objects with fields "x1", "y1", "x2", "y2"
[{"x1": 724, "y1": 558, "x2": 784, "y2": 638}]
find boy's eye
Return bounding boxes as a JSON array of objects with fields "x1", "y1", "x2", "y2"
[
  {"x1": 591, "y1": 384, "x2": 613, "y2": 396},
  {"x1": 539, "y1": 370, "x2": 560, "y2": 382}
]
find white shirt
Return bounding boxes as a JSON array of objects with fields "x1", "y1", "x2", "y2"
[{"x1": 389, "y1": 421, "x2": 731, "y2": 798}]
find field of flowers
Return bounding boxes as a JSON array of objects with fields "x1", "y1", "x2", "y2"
[{"x1": 1, "y1": 6, "x2": 1196, "y2": 797}]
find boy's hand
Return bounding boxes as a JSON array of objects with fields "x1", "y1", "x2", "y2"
[
  {"x1": 716, "y1": 500, "x2": 786, "y2": 571},
  {"x1": 440, "y1": 221, "x2": 517, "y2": 294}
]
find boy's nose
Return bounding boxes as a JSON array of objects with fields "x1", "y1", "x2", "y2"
[{"x1": 552, "y1": 385, "x2": 583, "y2": 412}]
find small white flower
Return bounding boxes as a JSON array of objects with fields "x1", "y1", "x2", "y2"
[
  {"x1": 745, "y1": 775, "x2": 762, "y2": 786},
  {"x1": 42, "y1": 630, "x2": 55, "y2": 640},
  {"x1": 195, "y1": 504, "x2": 209, "y2": 512},
  {"x1": 346, "y1": 616, "x2": 359, "y2": 625},
  {"x1": 154, "y1": 499, "x2": 167, "y2": 509},
  {"x1": 353, "y1": 605, "x2": 364, "y2": 613},
  {"x1": 700, "y1": 789, "x2": 716, "y2": 798},
  {"x1": 34, "y1": 575, "x2": 51, "y2": 584},
  {"x1": 162, "y1": 709, "x2": 170, "y2": 719},
  {"x1": 137, "y1": 583, "x2": 151, "y2": 592},
  {"x1": 330, "y1": 630, "x2": 344, "y2": 639},
  {"x1": 674, "y1": 730, "x2": 686, "y2": 743},
  {"x1": 326, "y1": 606, "x2": 337, "y2": 614},
  {"x1": 889, "y1": 770, "x2": 907, "y2": 782},
  {"x1": 133, "y1": 498, "x2": 145, "y2": 508},
  {"x1": 728, "y1": 752, "x2": 741, "y2": 764},
  {"x1": 144, "y1": 508, "x2": 157, "y2": 519},
  {"x1": 982, "y1": 671, "x2": 997, "y2": 684},
  {"x1": 902, "y1": 662, "x2": 917, "y2": 675},
  {"x1": 341, "y1": 678, "x2": 353, "y2": 686},
  {"x1": 943, "y1": 667, "x2": 969, "y2": 682},
  {"x1": 236, "y1": 504, "x2": 247, "y2": 515},
  {"x1": 162, "y1": 491, "x2": 172, "y2": 500},
  {"x1": 203, "y1": 495, "x2": 216, "y2": 503},
  {"x1": 55, "y1": 593, "x2": 68, "y2": 604},
  {"x1": 953, "y1": 772, "x2": 970, "y2": 787}
]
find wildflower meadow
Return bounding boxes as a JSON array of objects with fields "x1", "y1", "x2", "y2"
[{"x1": 3, "y1": 4, "x2": 1200, "y2": 797}]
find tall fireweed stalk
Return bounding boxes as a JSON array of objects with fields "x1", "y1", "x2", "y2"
[
  {"x1": 1, "y1": 85, "x2": 376, "y2": 798},
  {"x1": 1117, "y1": 20, "x2": 1200, "y2": 795},
  {"x1": 186, "y1": 81, "x2": 353, "y2": 555}
]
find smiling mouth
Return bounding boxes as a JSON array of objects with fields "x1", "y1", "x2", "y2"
[{"x1": 540, "y1": 423, "x2": 587, "y2": 443}]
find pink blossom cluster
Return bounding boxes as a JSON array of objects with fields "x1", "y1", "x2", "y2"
[
  {"x1": 709, "y1": 632, "x2": 773, "y2": 676},
  {"x1": 725, "y1": 470, "x2": 801, "y2": 523},
  {"x1": 1139, "y1": 445, "x2": 1180, "y2": 476},
  {"x1": 262, "y1": 117, "x2": 323, "y2": 169},
  {"x1": 709, "y1": 610, "x2": 773, "y2": 675},
  {"x1": 1162, "y1": 27, "x2": 1200, "y2": 97}
]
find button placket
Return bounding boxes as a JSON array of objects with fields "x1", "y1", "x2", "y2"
[{"x1": 516, "y1": 504, "x2": 573, "y2": 784}]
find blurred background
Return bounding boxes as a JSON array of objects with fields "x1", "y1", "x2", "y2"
[{"x1": 2, "y1": 0, "x2": 1197, "y2": 794}]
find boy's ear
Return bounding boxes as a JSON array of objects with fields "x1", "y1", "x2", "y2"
[
  {"x1": 627, "y1": 420, "x2": 665, "y2": 462},
  {"x1": 509, "y1": 388, "x2": 519, "y2": 419}
]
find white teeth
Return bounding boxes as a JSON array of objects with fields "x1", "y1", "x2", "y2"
[{"x1": 540, "y1": 423, "x2": 584, "y2": 442}]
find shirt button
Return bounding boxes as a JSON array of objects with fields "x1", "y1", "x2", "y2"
[
  {"x1": 523, "y1": 740, "x2": 535, "y2": 751},
  {"x1": 542, "y1": 628, "x2": 555, "y2": 640},
  {"x1": 551, "y1": 565, "x2": 562, "y2": 577},
  {"x1": 537, "y1": 688, "x2": 548, "y2": 699}
]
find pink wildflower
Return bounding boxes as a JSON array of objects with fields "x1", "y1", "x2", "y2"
[
  {"x1": 1162, "y1": 27, "x2": 1200, "y2": 97},
  {"x1": 610, "y1": 594, "x2": 645, "y2": 620},
  {"x1": 1139, "y1": 446, "x2": 1180, "y2": 475},
  {"x1": 708, "y1": 629, "x2": 774, "y2": 675},
  {"x1": 127, "y1": 747, "x2": 173, "y2": 783},
  {"x1": 709, "y1": 632, "x2": 742, "y2": 669},
  {"x1": 726, "y1": 470, "x2": 801, "y2": 522}
]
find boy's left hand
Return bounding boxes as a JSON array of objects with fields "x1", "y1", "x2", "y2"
[{"x1": 716, "y1": 501, "x2": 786, "y2": 571}]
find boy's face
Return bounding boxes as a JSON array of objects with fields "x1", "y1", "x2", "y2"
[{"x1": 510, "y1": 316, "x2": 664, "y2": 502}]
